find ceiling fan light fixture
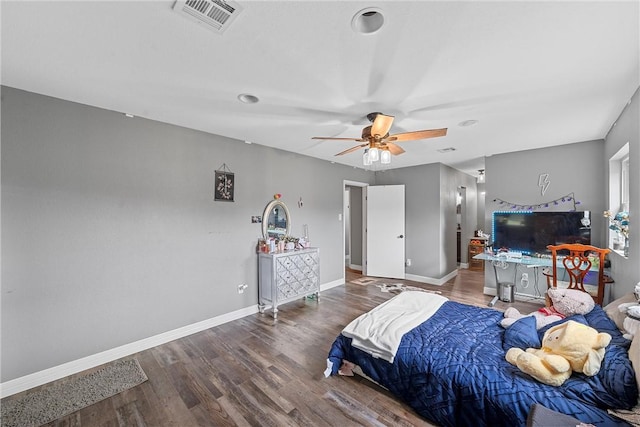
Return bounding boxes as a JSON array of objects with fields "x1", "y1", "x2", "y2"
[
  {"x1": 351, "y1": 8, "x2": 384, "y2": 34},
  {"x1": 363, "y1": 149, "x2": 372, "y2": 166},
  {"x1": 313, "y1": 111, "x2": 447, "y2": 164},
  {"x1": 368, "y1": 146, "x2": 379, "y2": 161},
  {"x1": 380, "y1": 149, "x2": 391, "y2": 164},
  {"x1": 477, "y1": 169, "x2": 485, "y2": 183}
]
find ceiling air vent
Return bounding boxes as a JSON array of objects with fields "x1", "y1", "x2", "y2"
[{"x1": 173, "y1": 0, "x2": 243, "y2": 34}]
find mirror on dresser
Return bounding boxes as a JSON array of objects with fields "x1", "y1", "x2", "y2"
[
  {"x1": 262, "y1": 199, "x2": 291, "y2": 240},
  {"x1": 257, "y1": 197, "x2": 319, "y2": 319}
]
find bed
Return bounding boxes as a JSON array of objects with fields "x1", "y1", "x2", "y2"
[{"x1": 326, "y1": 291, "x2": 639, "y2": 427}]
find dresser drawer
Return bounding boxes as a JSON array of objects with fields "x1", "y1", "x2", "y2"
[{"x1": 259, "y1": 248, "x2": 320, "y2": 319}]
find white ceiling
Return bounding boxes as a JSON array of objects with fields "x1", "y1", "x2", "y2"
[{"x1": 2, "y1": 1, "x2": 639, "y2": 176}]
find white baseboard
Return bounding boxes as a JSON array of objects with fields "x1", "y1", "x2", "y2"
[
  {"x1": 0, "y1": 304, "x2": 259, "y2": 398},
  {"x1": 348, "y1": 263, "x2": 362, "y2": 271},
  {"x1": 0, "y1": 278, "x2": 348, "y2": 398},
  {"x1": 405, "y1": 269, "x2": 458, "y2": 286},
  {"x1": 321, "y1": 278, "x2": 344, "y2": 291},
  {"x1": 459, "y1": 262, "x2": 469, "y2": 269}
]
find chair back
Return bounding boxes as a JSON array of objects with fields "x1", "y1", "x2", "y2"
[{"x1": 547, "y1": 243, "x2": 610, "y2": 305}]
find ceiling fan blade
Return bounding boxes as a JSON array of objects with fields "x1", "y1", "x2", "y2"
[
  {"x1": 386, "y1": 128, "x2": 448, "y2": 142},
  {"x1": 335, "y1": 143, "x2": 368, "y2": 156},
  {"x1": 312, "y1": 136, "x2": 364, "y2": 142},
  {"x1": 385, "y1": 142, "x2": 405, "y2": 155},
  {"x1": 370, "y1": 113, "x2": 394, "y2": 137}
]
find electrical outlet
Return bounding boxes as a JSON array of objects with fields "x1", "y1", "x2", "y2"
[
  {"x1": 238, "y1": 283, "x2": 248, "y2": 294},
  {"x1": 406, "y1": 258, "x2": 412, "y2": 267}
]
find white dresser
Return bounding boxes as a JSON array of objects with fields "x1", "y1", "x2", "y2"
[{"x1": 258, "y1": 247, "x2": 320, "y2": 319}]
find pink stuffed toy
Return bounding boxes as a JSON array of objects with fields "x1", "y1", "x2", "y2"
[{"x1": 501, "y1": 288, "x2": 595, "y2": 330}]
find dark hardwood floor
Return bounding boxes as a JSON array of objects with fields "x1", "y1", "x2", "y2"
[{"x1": 5, "y1": 268, "x2": 544, "y2": 427}]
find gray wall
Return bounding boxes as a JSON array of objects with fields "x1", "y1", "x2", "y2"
[
  {"x1": 484, "y1": 140, "x2": 607, "y2": 296},
  {"x1": 375, "y1": 164, "x2": 478, "y2": 280},
  {"x1": 485, "y1": 84, "x2": 639, "y2": 301},
  {"x1": 605, "y1": 87, "x2": 640, "y2": 299},
  {"x1": 1, "y1": 87, "x2": 372, "y2": 382},
  {"x1": 477, "y1": 182, "x2": 486, "y2": 232},
  {"x1": 441, "y1": 165, "x2": 479, "y2": 267}
]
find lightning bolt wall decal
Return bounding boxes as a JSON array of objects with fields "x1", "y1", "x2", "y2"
[{"x1": 538, "y1": 173, "x2": 550, "y2": 196}]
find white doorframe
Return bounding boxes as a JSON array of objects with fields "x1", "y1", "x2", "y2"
[
  {"x1": 458, "y1": 186, "x2": 468, "y2": 267},
  {"x1": 344, "y1": 187, "x2": 351, "y2": 267},
  {"x1": 343, "y1": 180, "x2": 368, "y2": 279}
]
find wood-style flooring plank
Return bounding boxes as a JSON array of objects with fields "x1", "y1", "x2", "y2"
[{"x1": 4, "y1": 268, "x2": 543, "y2": 427}]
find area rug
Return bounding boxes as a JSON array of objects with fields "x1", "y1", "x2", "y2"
[
  {"x1": 1, "y1": 359, "x2": 148, "y2": 427},
  {"x1": 350, "y1": 277, "x2": 380, "y2": 286},
  {"x1": 376, "y1": 283, "x2": 442, "y2": 295}
]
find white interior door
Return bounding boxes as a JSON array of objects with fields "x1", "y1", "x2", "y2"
[{"x1": 366, "y1": 185, "x2": 405, "y2": 279}]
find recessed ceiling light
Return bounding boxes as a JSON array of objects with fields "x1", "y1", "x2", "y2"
[
  {"x1": 124, "y1": 113, "x2": 134, "y2": 118},
  {"x1": 352, "y1": 8, "x2": 384, "y2": 34},
  {"x1": 458, "y1": 119, "x2": 478, "y2": 127},
  {"x1": 437, "y1": 147, "x2": 456, "y2": 153},
  {"x1": 237, "y1": 93, "x2": 259, "y2": 104}
]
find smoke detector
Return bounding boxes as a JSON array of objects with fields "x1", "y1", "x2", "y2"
[{"x1": 173, "y1": 0, "x2": 243, "y2": 34}]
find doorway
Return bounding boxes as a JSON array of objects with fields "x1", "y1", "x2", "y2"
[
  {"x1": 343, "y1": 181, "x2": 406, "y2": 280},
  {"x1": 457, "y1": 186, "x2": 468, "y2": 267},
  {"x1": 366, "y1": 185, "x2": 406, "y2": 279},
  {"x1": 457, "y1": 188, "x2": 462, "y2": 264},
  {"x1": 344, "y1": 181, "x2": 366, "y2": 273}
]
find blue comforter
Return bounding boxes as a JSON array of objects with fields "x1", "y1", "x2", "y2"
[{"x1": 327, "y1": 300, "x2": 638, "y2": 427}]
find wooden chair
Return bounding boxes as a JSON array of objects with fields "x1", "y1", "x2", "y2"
[{"x1": 544, "y1": 243, "x2": 611, "y2": 306}]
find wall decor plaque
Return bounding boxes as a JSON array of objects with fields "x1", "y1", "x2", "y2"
[{"x1": 214, "y1": 163, "x2": 234, "y2": 202}]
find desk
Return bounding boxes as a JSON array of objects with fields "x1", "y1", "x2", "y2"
[
  {"x1": 473, "y1": 253, "x2": 612, "y2": 306},
  {"x1": 473, "y1": 253, "x2": 543, "y2": 306},
  {"x1": 473, "y1": 252, "x2": 554, "y2": 268}
]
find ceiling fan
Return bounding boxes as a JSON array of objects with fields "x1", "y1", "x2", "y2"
[{"x1": 312, "y1": 112, "x2": 447, "y2": 161}]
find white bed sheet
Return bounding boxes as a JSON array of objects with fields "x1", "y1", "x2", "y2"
[{"x1": 341, "y1": 291, "x2": 448, "y2": 363}]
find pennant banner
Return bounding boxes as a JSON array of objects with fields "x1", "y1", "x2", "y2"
[{"x1": 491, "y1": 192, "x2": 580, "y2": 211}]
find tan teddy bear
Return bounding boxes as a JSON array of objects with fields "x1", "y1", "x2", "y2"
[{"x1": 505, "y1": 320, "x2": 611, "y2": 386}]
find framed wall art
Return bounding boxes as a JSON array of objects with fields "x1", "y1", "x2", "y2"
[{"x1": 214, "y1": 163, "x2": 234, "y2": 202}]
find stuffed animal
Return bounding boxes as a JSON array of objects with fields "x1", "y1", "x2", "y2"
[
  {"x1": 548, "y1": 288, "x2": 595, "y2": 316},
  {"x1": 623, "y1": 315, "x2": 640, "y2": 340},
  {"x1": 505, "y1": 320, "x2": 611, "y2": 386},
  {"x1": 501, "y1": 306, "x2": 564, "y2": 329},
  {"x1": 500, "y1": 288, "x2": 595, "y2": 329},
  {"x1": 617, "y1": 303, "x2": 640, "y2": 339},
  {"x1": 617, "y1": 282, "x2": 640, "y2": 339}
]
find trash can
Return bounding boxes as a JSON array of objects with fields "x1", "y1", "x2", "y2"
[{"x1": 498, "y1": 282, "x2": 515, "y2": 303}]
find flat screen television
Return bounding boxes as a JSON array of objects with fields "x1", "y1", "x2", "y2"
[{"x1": 491, "y1": 211, "x2": 591, "y2": 255}]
